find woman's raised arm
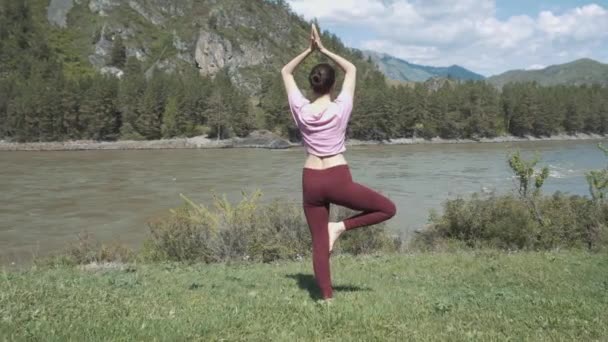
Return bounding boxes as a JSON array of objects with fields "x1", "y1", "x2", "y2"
[{"x1": 281, "y1": 28, "x2": 315, "y2": 96}]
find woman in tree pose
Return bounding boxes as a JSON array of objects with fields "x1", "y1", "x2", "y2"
[{"x1": 281, "y1": 24, "x2": 397, "y2": 301}]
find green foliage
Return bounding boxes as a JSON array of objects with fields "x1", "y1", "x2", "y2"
[
  {"x1": 587, "y1": 169, "x2": 608, "y2": 203},
  {"x1": 110, "y1": 35, "x2": 126, "y2": 68},
  {"x1": 143, "y1": 191, "x2": 310, "y2": 263},
  {"x1": 41, "y1": 231, "x2": 134, "y2": 266},
  {"x1": 118, "y1": 123, "x2": 145, "y2": 141},
  {"x1": 584, "y1": 143, "x2": 608, "y2": 249},
  {"x1": 135, "y1": 72, "x2": 165, "y2": 140},
  {"x1": 507, "y1": 150, "x2": 549, "y2": 227},
  {"x1": 1, "y1": 0, "x2": 608, "y2": 143},
  {"x1": 586, "y1": 143, "x2": 608, "y2": 203},
  {"x1": 161, "y1": 96, "x2": 179, "y2": 138},
  {"x1": 79, "y1": 75, "x2": 120, "y2": 140},
  {"x1": 412, "y1": 145, "x2": 608, "y2": 252},
  {"x1": 508, "y1": 151, "x2": 549, "y2": 198},
  {"x1": 142, "y1": 191, "x2": 397, "y2": 263},
  {"x1": 414, "y1": 192, "x2": 608, "y2": 251}
]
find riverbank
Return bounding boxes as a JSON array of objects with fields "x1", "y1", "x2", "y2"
[
  {"x1": 1, "y1": 251, "x2": 606, "y2": 340},
  {"x1": 0, "y1": 130, "x2": 293, "y2": 152},
  {"x1": 0, "y1": 131, "x2": 605, "y2": 151},
  {"x1": 348, "y1": 132, "x2": 607, "y2": 146}
]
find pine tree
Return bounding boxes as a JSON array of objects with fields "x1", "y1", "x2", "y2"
[
  {"x1": 161, "y1": 96, "x2": 179, "y2": 138},
  {"x1": 0, "y1": 77, "x2": 12, "y2": 138},
  {"x1": 178, "y1": 72, "x2": 212, "y2": 135},
  {"x1": 61, "y1": 79, "x2": 83, "y2": 140},
  {"x1": 118, "y1": 62, "x2": 146, "y2": 139},
  {"x1": 135, "y1": 72, "x2": 166, "y2": 139},
  {"x1": 392, "y1": 85, "x2": 416, "y2": 138},
  {"x1": 205, "y1": 89, "x2": 230, "y2": 140},
  {"x1": 110, "y1": 35, "x2": 127, "y2": 69},
  {"x1": 584, "y1": 85, "x2": 603, "y2": 133},
  {"x1": 38, "y1": 77, "x2": 63, "y2": 141},
  {"x1": 6, "y1": 75, "x2": 42, "y2": 142},
  {"x1": 259, "y1": 73, "x2": 290, "y2": 134},
  {"x1": 599, "y1": 89, "x2": 608, "y2": 135},
  {"x1": 229, "y1": 91, "x2": 253, "y2": 138},
  {"x1": 412, "y1": 83, "x2": 434, "y2": 138},
  {"x1": 78, "y1": 75, "x2": 120, "y2": 140},
  {"x1": 205, "y1": 70, "x2": 240, "y2": 140},
  {"x1": 563, "y1": 98, "x2": 583, "y2": 134}
]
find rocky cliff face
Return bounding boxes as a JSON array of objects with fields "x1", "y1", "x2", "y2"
[
  {"x1": 45, "y1": 0, "x2": 299, "y2": 94},
  {"x1": 47, "y1": 0, "x2": 74, "y2": 27}
]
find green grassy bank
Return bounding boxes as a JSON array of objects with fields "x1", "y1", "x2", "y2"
[{"x1": 1, "y1": 251, "x2": 607, "y2": 341}]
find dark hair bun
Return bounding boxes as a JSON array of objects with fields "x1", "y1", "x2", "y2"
[{"x1": 309, "y1": 63, "x2": 336, "y2": 95}]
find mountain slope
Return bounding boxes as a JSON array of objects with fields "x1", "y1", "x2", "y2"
[
  {"x1": 363, "y1": 50, "x2": 485, "y2": 82},
  {"x1": 38, "y1": 0, "x2": 379, "y2": 95},
  {"x1": 487, "y1": 58, "x2": 608, "y2": 87}
]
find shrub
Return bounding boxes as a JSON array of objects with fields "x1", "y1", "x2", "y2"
[
  {"x1": 143, "y1": 191, "x2": 399, "y2": 263},
  {"x1": 119, "y1": 123, "x2": 146, "y2": 141},
  {"x1": 143, "y1": 191, "x2": 308, "y2": 263},
  {"x1": 413, "y1": 192, "x2": 608, "y2": 251},
  {"x1": 39, "y1": 232, "x2": 134, "y2": 266}
]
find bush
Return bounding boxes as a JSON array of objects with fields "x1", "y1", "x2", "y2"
[
  {"x1": 413, "y1": 192, "x2": 608, "y2": 251},
  {"x1": 119, "y1": 123, "x2": 146, "y2": 141},
  {"x1": 142, "y1": 191, "x2": 399, "y2": 263},
  {"x1": 144, "y1": 191, "x2": 308, "y2": 262},
  {"x1": 39, "y1": 232, "x2": 134, "y2": 266}
]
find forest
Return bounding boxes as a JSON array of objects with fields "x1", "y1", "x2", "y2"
[{"x1": 1, "y1": 0, "x2": 607, "y2": 143}]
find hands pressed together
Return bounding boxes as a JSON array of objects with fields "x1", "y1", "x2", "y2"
[
  {"x1": 309, "y1": 24, "x2": 325, "y2": 53},
  {"x1": 282, "y1": 23, "x2": 356, "y2": 97}
]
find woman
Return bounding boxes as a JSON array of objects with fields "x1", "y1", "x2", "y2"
[{"x1": 281, "y1": 24, "x2": 397, "y2": 301}]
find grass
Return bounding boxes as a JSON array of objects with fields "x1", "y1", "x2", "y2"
[{"x1": 1, "y1": 251, "x2": 607, "y2": 341}]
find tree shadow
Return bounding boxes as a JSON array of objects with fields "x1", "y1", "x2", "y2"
[{"x1": 286, "y1": 273, "x2": 371, "y2": 300}]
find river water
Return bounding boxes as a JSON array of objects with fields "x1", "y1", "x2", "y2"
[{"x1": 1, "y1": 140, "x2": 606, "y2": 264}]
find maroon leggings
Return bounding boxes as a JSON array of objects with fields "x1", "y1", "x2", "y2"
[{"x1": 302, "y1": 165, "x2": 396, "y2": 299}]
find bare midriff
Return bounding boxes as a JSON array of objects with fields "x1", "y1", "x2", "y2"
[{"x1": 304, "y1": 153, "x2": 348, "y2": 170}]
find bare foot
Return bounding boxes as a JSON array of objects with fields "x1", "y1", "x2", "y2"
[
  {"x1": 328, "y1": 222, "x2": 346, "y2": 253},
  {"x1": 317, "y1": 298, "x2": 334, "y2": 305}
]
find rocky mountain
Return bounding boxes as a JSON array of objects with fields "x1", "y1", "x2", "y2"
[
  {"x1": 487, "y1": 58, "x2": 608, "y2": 88},
  {"x1": 41, "y1": 0, "x2": 373, "y2": 95},
  {"x1": 363, "y1": 50, "x2": 485, "y2": 82}
]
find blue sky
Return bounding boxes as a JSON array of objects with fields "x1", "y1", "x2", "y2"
[{"x1": 287, "y1": 0, "x2": 608, "y2": 76}]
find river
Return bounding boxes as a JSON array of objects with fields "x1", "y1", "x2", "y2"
[{"x1": 1, "y1": 140, "x2": 606, "y2": 264}]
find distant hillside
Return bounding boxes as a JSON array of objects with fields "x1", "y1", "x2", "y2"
[
  {"x1": 15, "y1": 0, "x2": 380, "y2": 95},
  {"x1": 363, "y1": 50, "x2": 485, "y2": 82},
  {"x1": 487, "y1": 59, "x2": 608, "y2": 87}
]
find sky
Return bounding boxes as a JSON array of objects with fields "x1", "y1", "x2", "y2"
[{"x1": 286, "y1": 0, "x2": 608, "y2": 76}]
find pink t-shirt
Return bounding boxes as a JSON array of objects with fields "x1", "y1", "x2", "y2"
[{"x1": 288, "y1": 89, "x2": 353, "y2": 157}]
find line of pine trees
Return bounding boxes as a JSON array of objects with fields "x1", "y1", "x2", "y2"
[
  {"x1": 0, "y1": 57, "x2": 254, "y2": 142},
  {"x1": 1, "y1": 0, "x2": 607, "y2": 143},
  {"x1": 3, "y1": 65, "x2": 607, "y2": 143},
  {"x1": 346, "y1": 78, "x2": 608, "y2": 141}
]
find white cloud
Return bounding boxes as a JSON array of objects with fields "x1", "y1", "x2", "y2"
[
  {"x1": 538, "y1": 4, "x2": 608, "y2": 40},
  {"x1": 526, "y1": 64, "x2": 546, "y2": 70},
  {"x1": 287, "y1": 0, "x2": 608, "y2": 76},
  {"x1": 288, "y1": 0, "x2": 388, "y2": 23}
]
